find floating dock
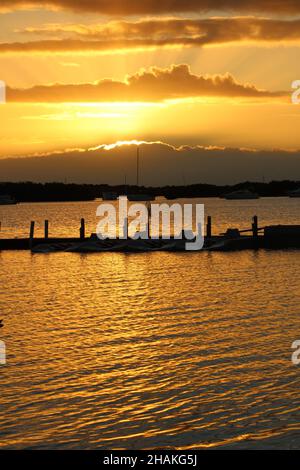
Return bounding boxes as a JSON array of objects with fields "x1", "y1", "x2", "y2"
[{"x1": 0, "y1": 217, "x2": 300, "y2": 252}]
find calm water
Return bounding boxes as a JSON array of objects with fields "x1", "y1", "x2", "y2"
[{"x1": 1, "y1": 198, "x2": 300, "y2": 449}]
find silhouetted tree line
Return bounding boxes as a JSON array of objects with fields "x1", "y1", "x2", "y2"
[{"x1": 0, "y1": 180, "x2": 299, "y2": 202}]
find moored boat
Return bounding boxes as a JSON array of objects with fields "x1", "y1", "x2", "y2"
[
  {"x1": 102, "y1": 191, "x2": 118, "y2": 201},
  {"x1": 288, "y1": 188, "x2": 300, "y2": 198},
  {"x1": 0, "y1": 195, "x2": 17, "y2": 205},
  {"x1": 123, "y1": 146, "x2": 155, "y2": 201},
  {"x1": 222, "y1": 189, "x2": 259, "y2": 200},
  {"x1": 126, "y1": 194, "x2": 155, "y2": 201}
]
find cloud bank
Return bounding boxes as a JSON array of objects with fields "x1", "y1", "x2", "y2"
[
  {"x1": 2, "y1": 0, "x2": 300, "y2": 15},
  {"x1": 5, "y1": 17, "x2": 300, "y2": 55},
  {"x1": 0, "y1": 141, "x2": 299, "y2": 185},
  {"x1": 7, "y1": 64, "x2": 284, "y2": 102}
]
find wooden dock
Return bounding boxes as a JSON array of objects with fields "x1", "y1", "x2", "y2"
[{"x1": 0, "y1": 217, "x2": 299, "y2": 252}]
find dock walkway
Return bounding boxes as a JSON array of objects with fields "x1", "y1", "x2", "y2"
[{"x1": 0, "y1": 218, "x2": 299, "y2": 252}]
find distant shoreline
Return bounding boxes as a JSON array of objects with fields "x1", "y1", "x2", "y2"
[{"x1": 0, "y1": 180, "x2": 300, "y2": 203}]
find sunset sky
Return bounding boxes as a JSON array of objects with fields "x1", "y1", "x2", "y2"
[{"x1": 0, "y1": 1, "x2": 300, "y2": 184}]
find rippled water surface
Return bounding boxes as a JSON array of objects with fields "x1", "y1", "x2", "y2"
[{"x1": 1, "y1": 198, "x2": 300, "y2": 449}]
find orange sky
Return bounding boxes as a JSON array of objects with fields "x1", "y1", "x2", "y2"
[{"x1": 0, "y1": 1, "x2": 299, "y2": 182}]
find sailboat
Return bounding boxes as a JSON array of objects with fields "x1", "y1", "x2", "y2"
[
  {"x1": 102, "y1": 191, "x2": 118, "y2": 201},
  {"x1": 0, "y1": 195, "x2": 17, "y2": 205},
  {"x1": 222, "y1": 189, "x2": 259, "y2": 200},
  {"x1": 123, "y1": 146, "x2": 155, "y2": 202},
  {"x1": 288, "y1": 188, "x2": 300, "y2": 198}
]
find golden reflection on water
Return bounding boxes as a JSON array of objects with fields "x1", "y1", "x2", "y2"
[
  {"x1": 1, "y1": 198, "x2": 300, "y2": 449},
  {"x1": 0, "y1": 246, "x2": 300, "y2": 449},
  {"x1": 0, "y1": 197, "x2": 300, "y2": 239}
]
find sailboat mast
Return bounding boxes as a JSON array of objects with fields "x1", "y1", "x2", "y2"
[{"x1": 136, "y1": 146, "x2": 140, "y2": 187}]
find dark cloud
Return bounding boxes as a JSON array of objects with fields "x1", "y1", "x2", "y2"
[
  {"x1": 0, "y1": 141, "x2": 299, "y2": 185},
  {"x1": 18, "y1": 17, "x2": 300, "y2": 44},
  {"x1": 1, "y1": 0, "x2": 300, "y2": 15},
  {"x1": 7, "y1": 64, "x2": 284, "y2": 102},
  {"x1": 5, "y1": 17, "x2": 300, "y2": 55}
]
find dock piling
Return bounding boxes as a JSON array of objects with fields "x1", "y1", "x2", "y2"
[
  {"x1": 29, "y1": 221, "x2": 35, "y2": 249},
  {"x1": 206, "y1": 216, "x2": 212, "y2": 238},
  {"x1": 252, "y1": 215, "x2": 258, "y2": 239},
  {"x1": 80, "y1": 218, "x2": 85, "y2": 240},
  {"x1": 44, "y1": 220, "x2": 49, "y2": 239}
]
